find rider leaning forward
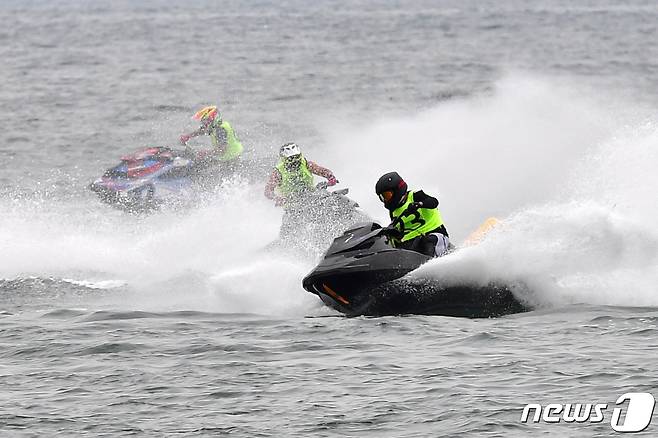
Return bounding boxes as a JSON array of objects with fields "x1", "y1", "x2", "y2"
[
  {"x1": 264, "y1": 143, "x2": 337, "y2": 206},
  {"x1": 375, "y1": 171, "x2": 451, "y2": 258},
  {"x1": 179, "y1": 105, "x2": 244, "y2": 172}
]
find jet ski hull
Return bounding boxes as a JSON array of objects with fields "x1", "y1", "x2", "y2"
[
  {"x1": 302, "y1": 222, "x2": 529, "y2": 318},
  {"x1": 305, "y1": 268, "x2": 527, "y2": 318},
  {"x1": 89, "y1": 147, "x2": 196, "y2": 212},
  {"x1": 319, "y1": 280, "x2": 526, "y2": 318}
]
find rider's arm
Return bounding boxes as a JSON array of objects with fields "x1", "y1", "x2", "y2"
[
  {"x1": 413, "y1": 191, "x2": 439, "y2": 209},
  {"x1": 188, "y1": 128, "x2": 203, "y2": 138},
  {"x1": 264, "y1": 169, "x2": 282, "y2": 199},
  {"x1": 307, "y1": 161, "x2": 336, "y2": 181},
  {"x1": 413, "y1": 191, "x2": 449, "y2": 238},
  {"x1": 180, "y1": 128, "x2": 203, "y2": 144}
]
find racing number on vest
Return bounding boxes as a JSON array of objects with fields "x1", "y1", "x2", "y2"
[{"x1": 400, "y1": 210, "x2": 426, "y2": 231}]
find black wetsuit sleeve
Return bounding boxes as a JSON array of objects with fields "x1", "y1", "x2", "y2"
[
  {"x1": 413, "y1": 190, "x2": 439, "y2": 209},
  {"x1": 415, "y1": 190, "x2": 449, "y2": 237}
]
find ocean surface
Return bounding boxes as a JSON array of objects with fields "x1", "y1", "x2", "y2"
[{"x1": 2, "y1": 0, "x2": 658, "y2": 436}]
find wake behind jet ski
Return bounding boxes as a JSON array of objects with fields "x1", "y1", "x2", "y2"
[{"x1": 302, "y1": 220, "x2": 528, "y2": 318}]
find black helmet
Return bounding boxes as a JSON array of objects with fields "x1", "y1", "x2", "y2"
[{"x1": 375, "y1": 171, "x2": 408, "y2": 209}]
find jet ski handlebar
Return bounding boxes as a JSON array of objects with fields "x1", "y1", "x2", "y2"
[
  {"x1": 381, "y1": 220, "x2": 404, "y2": 240},
  {"x1": 315, "y1": 181, "x2": 339, "y2": 190},
  {"x1": 379, "y1": 205, "x2": 421, "y2": 239},
  {"x1": 315, "y1": 180, "x2": 349, "y2": 196}
]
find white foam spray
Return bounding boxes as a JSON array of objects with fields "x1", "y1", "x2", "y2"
[
  {"x1": 0, "y1": 179, "x2": 320, "y2": 315},
  {"x1": 2, "y1": 73, "x2": 657, "y2": 313},
  {"x1": 320, "y1": 73, "x2": 658, "y2": 309},
  {"x1": 318, "y1": 74, "x2": 617, "y2": 237}
]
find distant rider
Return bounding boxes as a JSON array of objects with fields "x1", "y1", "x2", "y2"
[
  {"x1": 375, "y1": 171, "x2": 451, "y2": 257},
  {"x1": 179, "y1": 105, "x2": 244, "y2": 171},
  {"x1": 264, "y1": 143, "x2": 338, "y2": 206}
]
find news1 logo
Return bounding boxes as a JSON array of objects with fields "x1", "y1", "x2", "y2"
[{"x1": 521, "y1": 393, "x2": 656, "y2": 433}]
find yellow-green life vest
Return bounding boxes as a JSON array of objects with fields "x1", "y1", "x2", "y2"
[
  {"x1": 210, "y1": 120, "x2": 243, "y2": 161},
  {"x1": 275, "y1": 157, "x2": 314, "y2": 196},
  {"x1": 392, "y1": 191, "x2": 444, "y2": 242}
]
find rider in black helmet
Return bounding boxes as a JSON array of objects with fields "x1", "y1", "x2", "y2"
[{"x1": 375, "y1": 171, "x2": 450, "y2": 257}]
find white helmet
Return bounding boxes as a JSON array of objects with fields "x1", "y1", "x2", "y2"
[{"x1": 279, "y1": 142, "x2": 301, "y2": 158}]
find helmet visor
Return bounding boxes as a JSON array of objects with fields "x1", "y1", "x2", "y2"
[{"x1": 378, "y1": 190, "x2": 394, "y2": 203}]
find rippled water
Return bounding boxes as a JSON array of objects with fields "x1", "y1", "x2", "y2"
[
  {"x1": 3, "y1": 296, "x2": 657, "y2": 436},
  {"x1": 2, "y1": 0, "x2": 658, "y2": 436}
]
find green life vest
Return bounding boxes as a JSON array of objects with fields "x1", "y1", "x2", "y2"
[
  {"x1": 275, "y1": 157, "x2": 314, "y2": 196},
  {"x1": 210, "y1": 120, "x2": 243, "y2": 161},
  {"x1": 391, "y1": 191, "x2": 444, "y2": 242}
]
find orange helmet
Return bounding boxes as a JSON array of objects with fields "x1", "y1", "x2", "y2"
[{"x1": 193, "y1": 106, "x2": 220, "y2": 127}]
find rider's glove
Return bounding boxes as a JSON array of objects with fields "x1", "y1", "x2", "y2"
[
  {"x1": 383, "y1": 226, "x2": 403, "y2": 240},
  {"x1": 327, "y1": 175, "x2": 338, "y2": 186},
  {"x1": 179, "y1": 134, "x2": 191, "y2": 145}
]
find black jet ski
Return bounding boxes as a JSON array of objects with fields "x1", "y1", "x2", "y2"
[{"x1": 302, "y1": 221, "x2": 528, "y2": 318}]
